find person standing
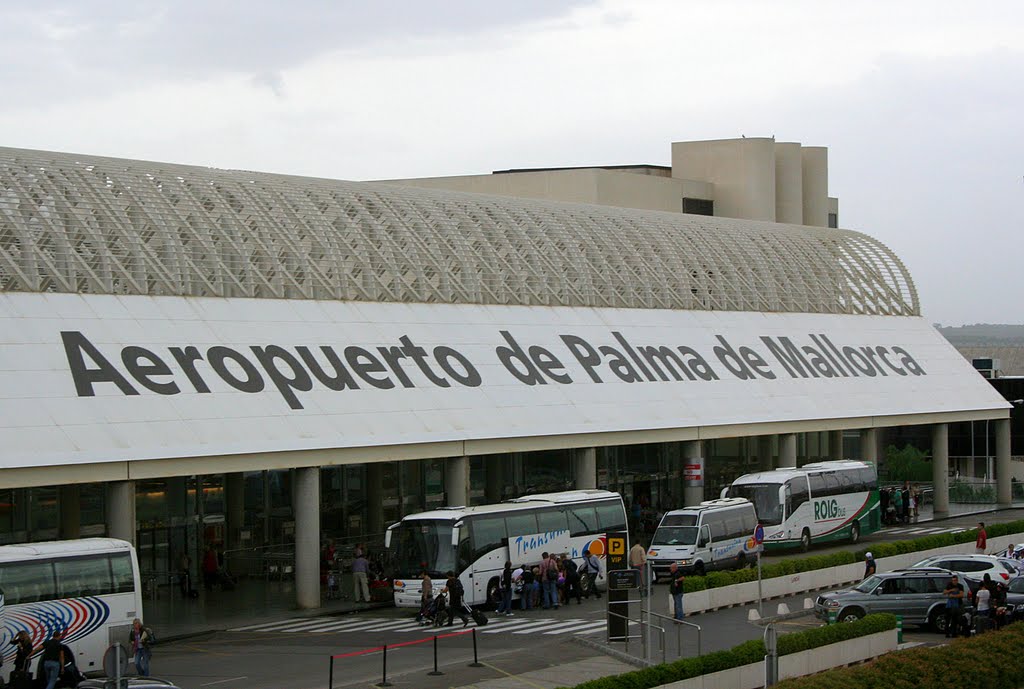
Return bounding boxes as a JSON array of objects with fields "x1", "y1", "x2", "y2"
[
  {"x1": 444, "y1": 571, "x2": 469, "y2": 627},
  {"x1": 540, "y1": 552, "x2": 560, "y2": 609},
  {"x1": 496, "y1": 561, "x2": 514, "y2": 616},
  {"x1": 669, "y1": 562, "x2": 686, "y2": 621},
  {"x1": 352, "y1": 551, "x2": 371, "y2": 603},
  {"x1": 562, "y1": 554, "x2": 581, "y2": 605},
  {"x1": 9, "y1": 629, "x2": 33, "y2": 672},
  {"x1": 630, "y1": 541, "x2": 648, "y2": 596},
  {"x1": 520, "y1": 565, "x2": 536, "y2": 611},
  {"x1": 579, "y1": 548, "x2": 603, "y2": 599},
  {"x1": 901, "y1": 484, "x2": 911, "y2": 524},
  {"x1": 417, "y1": 571, "x2": 433, "y2": 624},
  {"x1": 202, "y1": 545, "x2": 219, "y2": 590},
  {"x1": 943, "y1": 574, "x2": 965, "y2": 638},
  {"x1": 863, "y1": 552, "x2": 876, "y2": 579},
  {"x1": 129, "y1": 618, "x2": 154, "y2": 677},
  {"x1": 975, "y1": 574, "x2": 993, "y2": 633},
  {"x1": 976, "y1": 522, "x2": 988, "y2": 554},
  {"x1": 40, "y1": 630, "x2": 65, "y2": 689}
]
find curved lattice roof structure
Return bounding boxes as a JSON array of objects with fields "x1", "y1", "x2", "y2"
[{"x1": 0, "y1": 147, "x2": 919, "y2": 316}]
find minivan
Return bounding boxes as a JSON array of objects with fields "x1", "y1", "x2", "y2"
[{"x1": 647, "y1": 498, "x2": 758, "y2": 578}]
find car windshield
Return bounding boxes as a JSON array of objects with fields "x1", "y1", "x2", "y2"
[
  {"x1": 388, "y1": 520, "x2": 457, "y2": 579},
  {"x1": 853, "y1": 575, "x2": 882, "y2": 593},
  {"x1": 725, "y1": 483, "x2": 783, "y2": 525},
  {"x1": 652, "y1": 526, "x2": 698, "y2": 546},
  {"x1": 1009, "y1": 577, "x2": 1024, "y2": 594}
]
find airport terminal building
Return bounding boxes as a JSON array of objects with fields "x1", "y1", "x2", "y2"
[{"x1": 0, "y1": 140, "x2": 1013, "y2": 609}]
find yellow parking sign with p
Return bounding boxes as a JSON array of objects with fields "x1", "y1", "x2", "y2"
[{"x1": 609, "y1": 537, "x2": 625, "y2": 556}]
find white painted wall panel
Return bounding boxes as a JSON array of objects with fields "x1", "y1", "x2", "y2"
[{"x1": 0, "y1": 293, "x2": 1008, "y2": 470}]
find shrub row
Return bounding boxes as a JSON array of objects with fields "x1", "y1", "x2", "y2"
[
  {"x1": 682, "y1": 518, "x2": 1024, "y2": 594},
  {"x1": 776, "y1": 621, "x2": 1024, "y2": 689},
  {"x1": 557, "y1": 614, "x2": 896, "y2": 689}
]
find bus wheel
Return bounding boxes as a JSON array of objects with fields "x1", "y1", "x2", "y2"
[
  {"x1": 850, "y1": 521, "x2": 861, "y2": 544},
  {"x1": 736, "y1": 553, "x2": 747, "y2": 570},
  {"x1": 487, "y1": 578, "x2": 501, "y2": 610},
  {"x1": 800, "y1": 529, "x2": 812, "y2": 552}
]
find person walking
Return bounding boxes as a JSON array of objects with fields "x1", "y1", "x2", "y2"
[
  {"x1": 562, "y1": 554, "x2": 582, "y2": 605},
  {"x1": 669, "y1": 562, "x2": 686, "y2": 621},
  {"x1": 352, "y1": 551, "x2": 371, "y2": 603},
  {"x1": 496, "y1": 561, "x2": 514, "y2": 616},
  {"x1": 863, "y1": 552, "x2": 876, "y2": 579},
  {"x1": 40, "y1": 630, "x2": 65, "y2": 689},
  {"x1": 579, "y1": 548, "x2": 603, "y2": 599},
  {"x1": 976, "y1": 522, "x2": 988, "y2": 554},
  {"x1": 9, "y1": 629, "x2": 33, "y2": 673},
  {"x1": 630, "y1": 541, "x2": 648, "y2": 596},
  {"x1": 943, "y1": 574, "x2": 965, "y2": 638},
  {"x1": 129, "y1": 618, "x2": 155, "y2": 677},
  {"x1": 417, "y1": 571, "x2": 433, "y2": 624},
  {"x1": 444, "y1": 571, "x2": 470, "y2": 627}
]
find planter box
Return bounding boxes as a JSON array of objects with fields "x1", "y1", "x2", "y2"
[
  {"x1": 656, "y1": 629, "x2": 897, "y2": 689},
  {"x1": 678, "y1": 530, "x2": 1024, "y2": 617}
]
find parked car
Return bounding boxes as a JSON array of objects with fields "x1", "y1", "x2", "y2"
[
  {"x1": 815, "y1": 568, "x2": 970, "y2": 633},
  {"x1": 79, "y1": 679, "x2": 183, "y2": 689},
  {"x1": 909, "y1": 554, "x2": 1019, "y2": 585}
]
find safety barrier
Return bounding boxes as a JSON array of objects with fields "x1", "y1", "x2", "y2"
[{"x1": 328, "y1": 627, "x2": 483, "y2": 688}]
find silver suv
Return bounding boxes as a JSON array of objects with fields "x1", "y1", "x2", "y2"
[
  {"x1": 910, "y1": 554, "x2": 1019, "y2": 585},
  {"x1": 815, "y1": 568, "x2": 967, "y2": 632}
]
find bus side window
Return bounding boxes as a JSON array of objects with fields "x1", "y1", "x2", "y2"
[
  {"x1": 596, "y1": 501, "x2": 627, "y2": 532},
  {"x1": 824, "y1": 473, "x2": 841, "y2": 496},
  {"x1": 2, "y1": 562, "x2": 57, "y2": 604},
  {"x1": 57, "y1": 555, "x2": 114, "y2": 598},
  {"x1": 470, "y1": 516, "x2": 507, "y2": 561},
  {"x1": 110, "y1": 553, "x2": 135, "y2": 594},
  {"x1": 566, "y1": 506, "x2": 597, "y2": 537},
  {"x1": 537, "y1": 508, "x2": 568, "y2": 535},
  {"x1": 457, "y1": 532, "x2": 472, "y2": 572},
  {"x1": 860, "y1": 467, "x2": 877, "y2": 491},
  {"x1": 808, "y1": 473, "x2": 826, "y2": 499},
  {"x1": 786, "y1": 478, "x2": 809, "y2": 517},
  {"x1": 505, "y1": 513, "x2": 539, "y2": 540}
]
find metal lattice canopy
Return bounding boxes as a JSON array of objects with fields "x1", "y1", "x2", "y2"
[{"x1": 0, "y1": 147, "x2": 919, "y2": 316}]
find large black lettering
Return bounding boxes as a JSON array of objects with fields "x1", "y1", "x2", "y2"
[
  {"x1": 760, "y1": 336, "x2": 811, "y2": 378},
  {"x1": 376, "y1": 346, "x2": 417, "y2": 388},
  {"x1": 433, "y1": 346, "x2": 482, "y2": 387},
  {"x1": 497, "y1": 331, "x2": 548, "y2": 385},
  {"x1": 208, "y1": 346, "x2": 265, "y2": 392},
  {"x1": 61, "y1": 331, "x2": 139, "y2": 397},
  {"x1": 560, "y1": 335, "x2": 602, "y2": 383},
  {"x1": 122, "y1": 346, "x2": 180, "y2": 395},
  {"x1": 169, "y1": 346, "x2": 212, "y2": 392},
  {"x1": 344, "y1": 346, "x2": 395, "y2": 389},
  {"x1": 399, "y1": 335, "x2": 449, "y2": 387},
  {"x1": 295, "y1": 346, "x2": 362, "y2": 390},
  {"x1": 636, "y1": 346, "x2": 693, "y2": 381},
  {"x1": 250, "y1": 345, "x2": 314, "y2": 408}
]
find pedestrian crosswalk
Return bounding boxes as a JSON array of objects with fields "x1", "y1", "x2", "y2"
[
  {"x1": 230, "y1": 614, "x2": 610, "y2": 637},
  {"x1": 883, "y1": 526, "x2": 969, "y2": 536}
]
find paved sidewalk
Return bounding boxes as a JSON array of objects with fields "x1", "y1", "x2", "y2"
[{"x1": 451, "y1": 655, "x2": 633, "y2": 689}]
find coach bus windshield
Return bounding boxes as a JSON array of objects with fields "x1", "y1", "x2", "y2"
[
  {"x1": 389, "y1": 520, "x2": 457, "y2": 579},
  {"x1": 726, "y1": 483, "x2": 784, "y2": 525}
]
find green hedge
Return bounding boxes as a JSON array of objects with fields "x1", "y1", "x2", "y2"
[
  {"x1": 557, "y1": 614, "x2": 896, "y2": 689},
  {"x1": 682, "y1": 518, "x2": 1024, "y2": 594},
  {"x1": 776, "y1": 621, "x2": 1024, "y2": 689}
]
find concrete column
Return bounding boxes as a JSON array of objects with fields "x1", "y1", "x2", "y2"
[
  {"x1": 859, "y1": 428, "x2": 879, "y2": 463},
  {"x1": 294, "y1": 466, "x2": 320, "y2": 610},
  {"x1": 225, "y1": 472, "x2": 245, "y2": 552},
  {"x1": 758, "y1": 436, "x2": 774, "y2": 472},
  {"x1": 996, "y1": 418, "x2": 1012, "y2": 507},
  {"x1": 366, "y1": 463, "x2": 384, "y2": 536},
  {"x1": 485, "y1": 456, "x2": 504, "y2": 503},
  {"x1": 574, "y1": 447, "x2": 597, "y2": 490},
  {"x1": 932, "y1": 424, "x2": 950, "y2": 517},
  {"x1": 446, "y1": 456, "x2": 470, "y2": 507},
  {"x1": 778, "y1": 434, "x2": 797, "y2": 468},
  {"x1": 829, "y1": 431, "x2": 844, "y2": 461},
  {"x1": 106, "y1": 481, "x2": 136, "y2": 546},
  {"x1": 774, "y1": 142, "x2": 804, "y2": 224},
  {"x1": 683, "y1": 441, "x2": 705, "y2": 506},
  {"x1": 59, "y1": 485, "x2": 82, "y2": 540},
  {"x1": 801, "y1": 146, "x2": 829, "y2": 228}
]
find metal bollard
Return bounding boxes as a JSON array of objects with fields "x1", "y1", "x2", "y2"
[
  {"x1": 827, "y1": 609, "x2": 837, "y2": 625},
  {"x1": 380, "y1": 644, "x2": 392, "y2": 687},
  {"x1": 896, "y1": 615, "x2": 903, "y2": 643},
  {"x1": 468, "y1": 628, "x2": 484, "y2": 668},
  {"x1": 428, "y1": 635, "x2": 443, "y2": 676},
  {"x1": 329, "y1": 656, "x2": 334, "y2": 689}
]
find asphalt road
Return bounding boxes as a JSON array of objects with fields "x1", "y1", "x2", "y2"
[{"x1": 153, "y1": 508, "x2": 1023, "y2": 689}]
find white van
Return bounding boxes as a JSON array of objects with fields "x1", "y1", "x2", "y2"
[{"x1": 647, "y1": 498, "x2": 758, "y2": 578}]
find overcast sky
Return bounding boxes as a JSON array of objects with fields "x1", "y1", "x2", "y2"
[{"x1": 2, "y1": 0, "x2": 1021, "y2": 326}]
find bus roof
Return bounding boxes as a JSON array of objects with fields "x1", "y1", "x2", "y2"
[
  {"x1": 731, "y1": 460, "x2": 874, "y2": 485},
  {"x1": 391, "y1": 490, "x2": 621, "y2": 523},
  {"x1": 0, "y1": 538, "x2": 133, "y2": 563}
]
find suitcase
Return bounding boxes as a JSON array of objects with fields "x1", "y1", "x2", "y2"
[
  {"x1": 9, "y1": 670, "x2": 33, "y2": 689},
  {"x1": 470, "y1": 607, "x2": 488, "y2": 626}
]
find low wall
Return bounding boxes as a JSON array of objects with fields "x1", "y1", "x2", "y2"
[
  {"x1": 656, "y1": 629, "x2": 898, "y2": 689},
  {"x1": 678, "y1": 531, "x2": 1024, "y2": 616}
]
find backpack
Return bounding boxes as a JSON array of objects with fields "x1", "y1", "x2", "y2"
[
  {"x1": 563, "y1": 559, "x2": 578, "y2": 576},
  {"x1": 546, "y1": 562, "x2": 559, "y2": 582},
  {"x1": 142, "y1": 627, "x2": 157, "y2": 647}
]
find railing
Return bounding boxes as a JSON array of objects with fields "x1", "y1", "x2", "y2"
[
  {"x1": 647, "y1": 609, "x2": 703, "y2": 658},
  {"x1": 606, "y1": 608, "x2": 667, "y2": 665},
  {"x1": 328, "y1": 627, "x2": 482, "y2": 688}
]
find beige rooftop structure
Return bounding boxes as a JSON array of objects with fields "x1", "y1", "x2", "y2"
[{"x1": 383, "y1": 137, "x2": 840, "y2": 228}]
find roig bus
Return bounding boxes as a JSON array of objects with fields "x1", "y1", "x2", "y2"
[
  {"x1": 723, "y1": 460, "x2": 880, "y2": 551},
  {"x1": 386, "y1": 490, "x2": 627, "y2": 608}
]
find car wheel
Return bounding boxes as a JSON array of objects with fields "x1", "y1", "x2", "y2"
[
  {"x1": 736, "y1": 553, "x2": 747, "y2": 570},
  {"x1": 695, "y1": 561, "x2": 706, "y2": 577},
  {"x1": 800, "y1": 529, "x2": 812, "y2": 552},
  {"x1": 930, "y1": 609, "x2": 948, "y2": 634},
  {"x1": 840, "y1": 607, "x2": 865, "y2": 623},
  {"x1": 850, "y1": 521, "x2": 861, "y2": 544}
]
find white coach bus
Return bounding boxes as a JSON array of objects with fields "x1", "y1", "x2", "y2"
[
  {"x1": 723, "y1": 460, "x2": 881, "y2": 552},
  {"x1": 386, "y1": 490, "x2": 627, "y2": 608},
  {"x1": 0, "y1": 538, "x2": 144, "y2": 672}
]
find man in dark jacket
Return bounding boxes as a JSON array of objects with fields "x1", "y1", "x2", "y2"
[{"x1": 444, "y1": 571, "x2": 470, "y2": 627}]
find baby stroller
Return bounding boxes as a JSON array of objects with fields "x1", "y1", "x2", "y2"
[
  {"x1": 425, "y1": 590, "x2": 448, "y2": 627},
  {"x1": 326, "y1": 570, "x2": 341, "y2": 600}
]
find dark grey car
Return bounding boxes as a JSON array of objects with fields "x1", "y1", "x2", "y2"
[{"x1": 815, "y1": 568, "x2": 964, "y2": 632}]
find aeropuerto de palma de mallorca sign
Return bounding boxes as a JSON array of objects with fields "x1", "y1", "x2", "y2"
[{"x1": 0, "y1": 292, "x2": 1009, "y2": 469}]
